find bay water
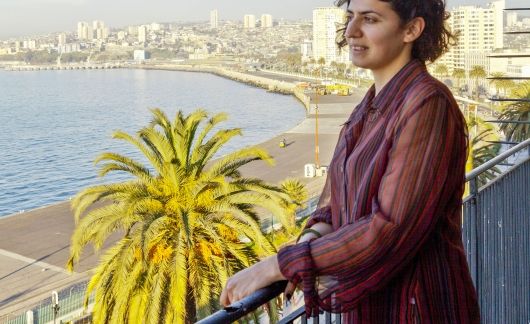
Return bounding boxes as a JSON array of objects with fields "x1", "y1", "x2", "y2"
[{"x1": 0, "y1": 69, "x2": 305, "y2": 217}]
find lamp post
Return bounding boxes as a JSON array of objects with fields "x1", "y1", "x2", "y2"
[{"x1": 314, "y1": 90, "x2": 320, "y2": 168}]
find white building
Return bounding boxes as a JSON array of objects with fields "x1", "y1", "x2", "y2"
[
  {"x1": 117, "y1": 31, "x2": 126, "y2": 40},
  {"x1": 134, "y1": 49, "x2": 148, "y2": 61},
  {"x1": 57, "y1": 33, "x2": 67, "y2": 46},
  {"x1": 301, "y1": 39, "x2": 313, "y2": 61},
  {"x1": 210, "y1": 9, "x2": 219, "y2": 29},
  {"x1": 77, "y1": 22, "x2": 93, "y2": 40},
  {"x1": 439, "y1": 0, "x2": 504, "y2": 75},
  {"x1": 138, "y1": 25, "x2": 147, "y2": 43},
  {"x1": 261, "y1": 14, "x2": 273, "y2": 28},
  {"x1": 312, "y1": 7, "x2": 349, "y2": 65},
  {"x1": 506, "y1": 12, "x2": 518, "y2": 27},
  {"x1": 244, "y1": 15, "x2": 256, "y2": 29}
]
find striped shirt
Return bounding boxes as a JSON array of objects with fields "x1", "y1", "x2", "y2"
[{"x1": 277, "y1": 59, "x2": 480, "y2": 323}]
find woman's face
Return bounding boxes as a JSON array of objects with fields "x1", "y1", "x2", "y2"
[{"x1": 345, "y1": 0, "x2": 412, "y2": 73}]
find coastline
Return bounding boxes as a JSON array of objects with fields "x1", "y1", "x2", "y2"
[{"x1": 0, "y1": 67, "x2": 364, "y2": 316}]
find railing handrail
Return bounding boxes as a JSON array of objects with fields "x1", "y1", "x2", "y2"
[
  {"x1": 196, "y1": 281, "x2": 287, "y2": 324},
  {"x1": 465, "y1": 138, "x2": 530, "y2": 181}
]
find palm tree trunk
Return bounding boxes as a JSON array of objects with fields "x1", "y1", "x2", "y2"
[{"x1": 185, "y1": 280, "x2": 197, "y2": 324}]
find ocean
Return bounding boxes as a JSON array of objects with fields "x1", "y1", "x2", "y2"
[{"x1": 0, "y1": 68, "x2": 305, "y2": 217}]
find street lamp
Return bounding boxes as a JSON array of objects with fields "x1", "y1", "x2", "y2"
[{"x1": 314, "y1": 90, "x2": 320, "y2": 168}]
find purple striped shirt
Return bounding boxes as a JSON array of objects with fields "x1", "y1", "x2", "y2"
[{"x1": 278, "y1": 59, "x2": 480, "y2": 323}]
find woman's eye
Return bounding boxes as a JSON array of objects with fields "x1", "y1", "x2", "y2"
[{"x1": 364, "y1": 16, "x2": 376, "y2": 23}]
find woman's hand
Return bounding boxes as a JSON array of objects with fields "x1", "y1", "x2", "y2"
[
  {"x1": 284, "y1": 222, "x2": 333, "y2": 300},
  {"x1": 220, "y1": 255, "x2": 286, "y2": 307}
]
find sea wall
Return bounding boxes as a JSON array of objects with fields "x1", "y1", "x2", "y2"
[{"x1": 139, "y1": 64, "x2": 311, "y2": 111}]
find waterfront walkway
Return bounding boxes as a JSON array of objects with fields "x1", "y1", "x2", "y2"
[{"x1": 0, "y1": 73, "x2": 364, "y2": 316}]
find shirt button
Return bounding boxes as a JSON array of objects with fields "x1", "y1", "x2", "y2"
[{"x1": 340, "y1": 166, "x2": 344, "y2": 173}]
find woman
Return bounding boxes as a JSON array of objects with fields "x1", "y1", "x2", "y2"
[{"x1": 221, "y1": 0, "x2": 480, "y2": 322}]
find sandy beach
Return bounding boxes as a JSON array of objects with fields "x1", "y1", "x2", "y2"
[{"x1": 0, "y1": 69, "x2": 364, "y2": 316}]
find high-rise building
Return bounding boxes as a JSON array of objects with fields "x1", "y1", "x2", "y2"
[
  {"x1": 128, "y1": 26, "x2": 138, "y2": 36},
  {"x1": 58, "y1": 33, "x2": 67, "y2": 46},
  {"x1": 210, "y1": 10, "x2": 219, "y2": 29},
  {"x1": 138, "y1": 25, "x2": 147, "y2": 43},
  {"x1": 92, "y1": 20, "x2": 104, "y2": 30},
  {"x1": 439, "y1": 0, "x2": 504, "y2": 76},
  {"x1": 312, "y1": 7, "x2": 349, "y2": 64},
  {"x1": 261, "y1": 14, "x2": 273, "y2": 28},
  {"x1": 507, "y1": 12, "x2": 518, "y2": 27},
  {"x1": 91, "y1": 21, "x2": 108, "y2": 40},
  {"x1": 244, "y1": 15, "x2": 256, "y2": 29},
  {"x1": 77, "y1": 22, "x2": 93, "y2": 40},
  {"x1": 301, "y1": 39, "x2": 313, "y2": 61}
]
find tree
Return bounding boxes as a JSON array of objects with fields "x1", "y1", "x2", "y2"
[
  {"x1": 434, "y1": 63, "x2": 448, "y2": 78},
  {"x1": 277, "y1": 178, "x2": 308, "y2": 235},
  {"x1": 499, "y1": 81, "x2": 530, "y2": 142},
  {"x1": 68, "y1": 109, "x2": 295, "y2": 323},
  {"x1": 469, "y1": 65, "x2": 487, "y2": 99},
  {"x1": 465, "y1": 116, "x2": 501, "y2": 195},
  {"x1": 488, "y1": 72, "x2": 516, "y2": 97},
  {"x1": 452, "y1": 68, "x2": 466, "y2": 90},
  {"x1": 317, "y1": 57, "x2": 326, "y2": 78}
]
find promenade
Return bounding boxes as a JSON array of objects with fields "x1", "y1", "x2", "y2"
[{"x1": 0, "y1": 71, "x2": 364, "y2": 316}]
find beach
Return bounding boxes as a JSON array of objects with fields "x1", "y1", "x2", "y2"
[{"x1": 0, "y1": 69, "x2": 364, "y2": 316}]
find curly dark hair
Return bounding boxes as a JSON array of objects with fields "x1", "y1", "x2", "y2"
[{"x1": 334, "y1": 0, "x2": 457, "y2": 63}]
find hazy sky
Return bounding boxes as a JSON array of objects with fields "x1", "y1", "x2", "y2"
[{"x1": 0, "y1": 0, "x2": 527, "y2": 39}]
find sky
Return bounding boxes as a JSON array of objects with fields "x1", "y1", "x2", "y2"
[{"x1": 0, "y1": 0, "x2": 528, "y2": 39}]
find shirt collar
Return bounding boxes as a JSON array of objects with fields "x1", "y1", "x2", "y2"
[{"x1": 366, "y1": 59, "x2": 427, "y2": 111}]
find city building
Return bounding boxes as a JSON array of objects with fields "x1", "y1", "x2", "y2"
[
  {"x1": 261, "y1": 14, "x2": 273, "y2": 28},
  {"x1": 210, "y1": 9, "x2": 219, "y2": 29},
  {"x1": 312, "y1": 7, "x2": 349, "y2": 64},
  {"x1": 134, "y1": 49, "x2": 148, "y2": 61},
  {"x1": 301, "y1": 39, "x2": 313, "y2": 61},
  {"x1": 77, "y1": 22, "x2": 93, "y2": 41},
  {"x1": 438, "y1": 0, "x2": 504, "y2": 76},
  {"x1": 128, "y1": 26, "x2": 138, "y2": 36},
  {"x1": 138, "y1": 25, "x2": 147, "y2": 43},
  {"x1": 507, "y1": 12, "x2": 518, "y2": 27},
  {"x1": 57, "y1": 33, "x2": 66, "y2": 46},
  {"x1": 244, "y1": 15, "x2": 256, "y2": 29}
]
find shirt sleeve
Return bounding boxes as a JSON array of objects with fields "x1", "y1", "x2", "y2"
[{"x1": 277, "y1": 93, "x2": 467, "y2": 313}]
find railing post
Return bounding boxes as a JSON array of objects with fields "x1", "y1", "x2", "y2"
[
  {"x1": 25, "y1": 310, "x2": 34, "y2": 324},
  {"x1": 469, "y1": 177, "x2": 479, "y2": 290}
]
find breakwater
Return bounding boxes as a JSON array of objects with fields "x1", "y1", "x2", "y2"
[{"x1": 139, "y1": 64, "x2": 311, "y2": 111}]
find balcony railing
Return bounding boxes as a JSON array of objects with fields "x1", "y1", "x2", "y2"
[{"x1": 199, "y1": 138, "x2": 530, "y2": 323}]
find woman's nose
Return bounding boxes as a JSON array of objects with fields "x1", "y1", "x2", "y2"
[{"x1": 345, "y1": 18, "x2": 361, "y2": 38}]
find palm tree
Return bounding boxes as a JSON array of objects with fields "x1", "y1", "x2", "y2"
[
  {"x1": 317, "y1": 57, "x2": 326, "y2": 78},
  {"x1": 499, "y1": 81, "x2": 530, "y2": 142},
  {"x1": 469, "y1": 65, "x2": 487, "y2": 99},
  {"x1": 434, "y1": 63, "x2": 448, "y2": 79},
  {"x1": 488, "y1": 72, "x2": 517, "y2": 97},
  {"x1": 277, "y1": 178, "x2": 308, "y2": 235},
  {"x1": 465, "y1": 129, "x2": 501, "y2": 192},
  {"x1": 464, "y1": 115, "x2": 501, "y2": 195},
  {"x1": 452, "y1": 68, "x2": 466, "y2": 91},
  {"x1": 67, "y1": 109, "x2": 294, "y2": 323}
]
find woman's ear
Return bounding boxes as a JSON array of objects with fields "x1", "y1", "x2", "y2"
[{"x1": 403, "y1": 17, "x2": 425, "y2": 43}]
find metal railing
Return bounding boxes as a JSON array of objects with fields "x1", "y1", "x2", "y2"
[
  {"x1": 462, "y1": 138, "x2": 530, "y2": 324},
  {"x1": 200, "y1": 138, "x2": 530, "y2": 324},
  {"x1": 0, "y1": 281, "x2": 93, "y2": 324}
]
